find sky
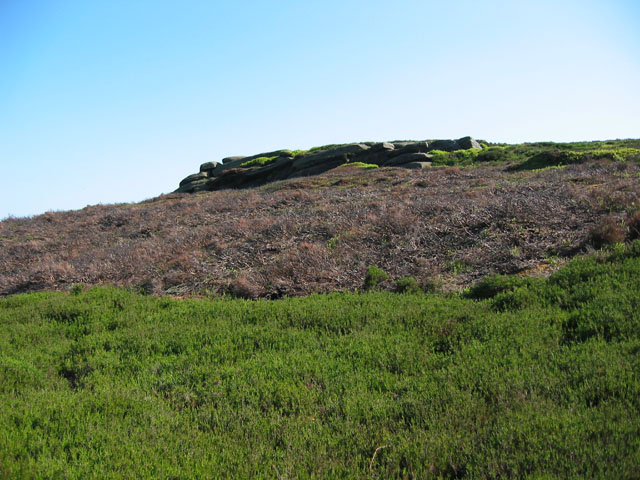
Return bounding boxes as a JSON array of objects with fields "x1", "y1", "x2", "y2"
[{"x1": 1, "y1": 0, "x2": 639, "y2": 219}]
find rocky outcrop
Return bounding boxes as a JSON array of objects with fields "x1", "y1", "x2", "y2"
[
  {"x1": 401, "y1": 161, "x2": 433, "y2": 169},
  {"x1": 175, "y1": 136, "x2": 483, "y2": 193},
  {"x1": 387, "y1": 141, "x2": 429, "y2": 157},
  {"x1": 383, "y1": 152, "x2": 433, "y2": 167}
]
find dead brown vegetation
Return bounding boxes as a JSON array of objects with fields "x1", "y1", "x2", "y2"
[
  {"x1": 590, "y1": 216, "x2": 627, "y2": 248},
  {"x1": 1, "y1": 161, "x2": 639, "y2": 297},
  {"x1": 628, "y1": 210, "x2": 640, "y2": 240}
]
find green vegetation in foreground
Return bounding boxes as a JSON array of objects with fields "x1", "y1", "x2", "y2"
[
  {"x1": 240, "y1": 155, "x2": 279, "y2": 168},
  {"x1": 1, "y1": 243, "x2": 640, "y2": 478}
]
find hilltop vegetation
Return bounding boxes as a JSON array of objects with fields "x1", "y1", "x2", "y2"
[
  {"x1": 1, "y1": 242, "x2": 639, "y2": 478},
  {"x1": 1, "y1": 138, "x2": 639, "y2": 298}
]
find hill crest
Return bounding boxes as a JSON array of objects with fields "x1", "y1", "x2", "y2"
[{"x1": 176, "y1": 136, "x2": 482, "y2": 193}]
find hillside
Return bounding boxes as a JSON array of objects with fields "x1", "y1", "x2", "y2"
[{"x1": 1, "y1": 138, "x2": 639, "y2": 298}]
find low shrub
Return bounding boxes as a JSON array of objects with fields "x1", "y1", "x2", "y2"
[
  {"x1": 429, "y1": 148, "x2": 480, "y2": 166},
  {"x1": 363, "y1": 265, "x2": 388, "y2": 290},
  {"x1": 135, "y1": 278, "x2": 155, "y2": 295},
  {"x1": 420, "y1": 277, "x2": 440, "y2": 293},
  {"x1": 513, "y1": 148, "x2": 640, "y2": 171},
  {"x1": 395, "y1": 276, "x2": 421, "y2": 294},
  {"x1": 476, "y1": 146, "x2": 513, "y2": 163},
  {"x1": 491, "y1": 286, "x2": 542, "y2": 311},
  {"x1": 465, "y1": 274, "x2": 534, "y2": 300},
  {"x1": 229, "y1": 275, "x2": 264, "y2": 299},
  {"x1": 628, "y1": 210, "x2": 640, "y2": 240},
  {"x1": 513, "y1": 150, "x2": 583, "y2": 170},
  {"x1": 589, "y1": 147, "x2": 640, "y2": 162},
  {"x1": 590, "y1": 217, "x2": 626, "y2": 248}
]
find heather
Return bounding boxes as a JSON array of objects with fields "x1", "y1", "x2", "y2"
[{"x1": 1, "y1": 139, "x2": 639, "y2": 298}]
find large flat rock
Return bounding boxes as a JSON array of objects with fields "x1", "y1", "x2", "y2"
[{"x1": 383, "y1": 152, "x2": 433, "y2": 166}]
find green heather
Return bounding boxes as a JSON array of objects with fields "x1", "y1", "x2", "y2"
[
  {"x1": 512, "y1": 148, "x2": 640, "y2": 171},
  {"x1": 413, "y1": 140, "x2": 640, "y2": 169},
  {"x1": 428, "y1": 143, "x2": 640, "y2": 169},
  {"x1": 1, "y1": 242, "x2": 639, "y2": 478},
  {"x1": 429, "y1": 148, "x2": 482, "y2": 166},
  {"x1": 306, "y1": 143, "x2": 348, "y2": 154}
]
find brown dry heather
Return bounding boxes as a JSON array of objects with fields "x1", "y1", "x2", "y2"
[
  {"x1": 628, "y1": 210, "x2": 640, "y2": 240},
  {"x1": 2, "y1": 160, "x2": 639, "y2": 297},
  {"x1": 590, "y1": 216, "x2": 627, "y2": 248}
]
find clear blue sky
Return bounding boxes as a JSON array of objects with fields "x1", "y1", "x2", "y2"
[{"x1": 1, "y1": 0, "x2": 639, "y2": 218}]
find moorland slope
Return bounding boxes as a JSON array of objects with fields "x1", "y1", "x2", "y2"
[{"x1": 1, "y1": 138, "x2": 639, "y2": 298}]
